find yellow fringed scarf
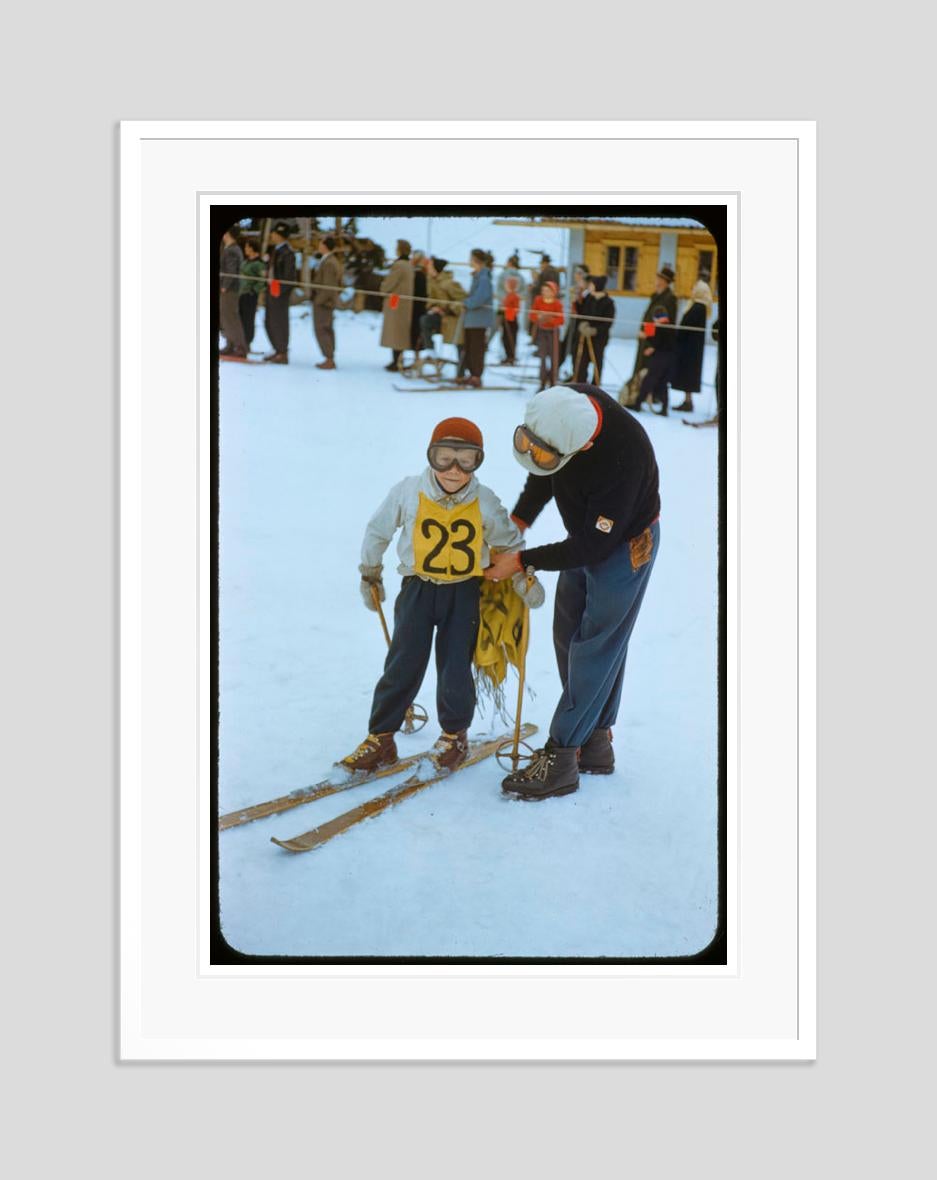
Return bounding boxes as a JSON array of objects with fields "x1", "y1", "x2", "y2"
[{"x1": 474, "y1": 578, "x2": 530, "y2": 721}]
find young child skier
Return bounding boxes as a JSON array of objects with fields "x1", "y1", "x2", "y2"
[
  {"x1": 339, "y1": 417, "x2": 544, "y2": 775},
  {"x1": 529, "y1": 279, "x2": 565, "y2": 391}
]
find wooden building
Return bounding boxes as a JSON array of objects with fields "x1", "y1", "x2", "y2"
[{"x1": 493, "y1": 217, "x2": 719, "y2": 338}]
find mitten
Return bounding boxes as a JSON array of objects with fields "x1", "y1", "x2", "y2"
[
  {"x1": 359, "y1": 564, "x2": 384, "y2": 611},
  {"x1": 512, "y1": 570, "x2": 546, "y2": 609}
]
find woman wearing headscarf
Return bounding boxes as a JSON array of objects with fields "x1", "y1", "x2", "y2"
[{"x1": 671, "y1": 275, "x2": 713, "y2": 413}]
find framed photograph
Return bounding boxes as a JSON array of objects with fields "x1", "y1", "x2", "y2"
[{"x1": 120, "y1": 120, "x2": 815, "y2": 1059}]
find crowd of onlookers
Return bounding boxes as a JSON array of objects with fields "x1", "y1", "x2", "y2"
[{"x1": 220, "y1": 222, "x2": 719, "y2": 417}]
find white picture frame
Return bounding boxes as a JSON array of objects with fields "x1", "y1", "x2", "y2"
[{"x1": 120, "y1": 120, "x2": 815, "y2": 1060}]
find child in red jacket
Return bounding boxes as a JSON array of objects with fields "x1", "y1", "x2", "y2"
[
  {"x1": 500, "y1": 275, "x2": 522, "y2": 365},
  {"x1": 529, "y1": 280, "x2": 565, "y2": 390}
]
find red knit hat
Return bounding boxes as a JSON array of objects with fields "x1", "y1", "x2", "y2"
[{"x1": 431, "y1": 417, "x2": 483, "y2": 448}]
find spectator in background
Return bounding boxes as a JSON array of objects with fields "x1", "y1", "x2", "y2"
[
  {"x1": 420, "y1": 257, "x2": 466, "y2": 357},
  {"x1": 530, "y1": 279, "x2": 565, "y2": 391},
  {"x1": 500, "y1": 274, "x2": 522, "y2": 366},
  {"x1": 528, "y1": 253, "x2": 561, "y2": 337},
  {"x1": 219, "y1": 227, "x2": 247, "y2": 358},
  {"x1": 455, "y1": 248, "x2": 495, "y2": 388},
  {"x1": 560, "y1": 263, "x2": 589, "y2": 374},
  {"x1": 238, "y1": 239, "x2": 266, "y2": 354},
  {"x1": 496, "y1": 254, "x2": 527, "y2": 365},
  {"x1": 310, "y1": 234, "x2": 344, "y2": 371},
  {"x1": 671, "y1": 273, "x2": 713, "y2": 412},
  {"x1": 410, "y1": 250, "x2": 428, "y2": 355},
  {"x1": 628, "y1": 264, "x2": 677, "y2": 410},
  {"x1": 380, "y1": 239, "x2": 415, "y2": 371},
  {"x1": 263, "y1": 221, "x2": 298, "y2": 364},
  {"x1": 575, "y1": 275, "x2": 615, "y2": 384}
]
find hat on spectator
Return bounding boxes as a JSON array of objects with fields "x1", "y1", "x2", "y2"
[
  {"x1": 591, "y1": 275, "x2": 608, "y2": 292},
  {"x1": 431, "y1": 257, "x2": 449, "y2": 273},
  {"x1": 657, "y1": 265, "x2": 676, "y2": 283},
  {"x1": 272, "y1": 221, "x2": 293, "y2": 237}
]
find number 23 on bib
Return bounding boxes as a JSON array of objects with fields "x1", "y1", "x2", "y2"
[{"x1": 412, "y1": 492, "x2": 484, "y2": 581}]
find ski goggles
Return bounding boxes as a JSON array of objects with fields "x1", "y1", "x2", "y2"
[
  {"x1": 512, "y1": 424, "x2": 564, "y2": 471},
  {"x1": 427, "y1": 441, "x2": 485, "y2": 473}
]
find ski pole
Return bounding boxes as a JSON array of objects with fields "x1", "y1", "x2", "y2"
[
  {"x1": 370, "y1": 584, "x2": 428, "y2": 733},
  {"x1": 497, "y1": 569, "x2": 537, "y2": 772},
  {"x1": 586, "y1": 332, "x2": 600, "y2": 383},
  {"x1": 573, "y1": 333, "x2": 586, "y2": 383}
]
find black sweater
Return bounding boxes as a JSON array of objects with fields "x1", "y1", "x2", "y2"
[{"x1": 513, "y1": 385, "x2": 660, "y2": 572}]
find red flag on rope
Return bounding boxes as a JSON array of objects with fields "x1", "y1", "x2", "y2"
[
  {"x1": 388, "y1": 293, "x2": 400, "y2": 309},
  {"x1": 270, "y1": 279, "x2": 281, "y2": 297}
]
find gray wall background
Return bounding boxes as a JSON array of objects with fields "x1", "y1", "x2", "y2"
[{"x1": 4, "y1": 2, "x2": 932, "y2": 1176}]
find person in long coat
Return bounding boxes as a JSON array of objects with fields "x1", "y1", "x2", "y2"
[
  {"x1": 263, "y1": 221, "x2": 298, "y2": 364},
  {"x1": 410, "y1": 250, "x2": 428, "y2": 353},
  {"x1": 671, "y1": 277, "x2": 713, "y2": 412},
  {"x1": 574, "y1": 275, "x2": 616, "y2": 384},
  {"x1": 380, "y1": 240, "x2": 415, "y2": 370},
  {"x1": 219, "y1": 227, "x2": 247, "y2": 357},
  {"x1": 624, "y1": 265, "x2": 678, "y2": 407},
  {"x1": 420, "y1": 257, "x2": 466, "y2": 353}
]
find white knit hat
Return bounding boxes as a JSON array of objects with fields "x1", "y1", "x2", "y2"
[{"x1": 514, "y1": 386, "x2": 600, "y2": 475}]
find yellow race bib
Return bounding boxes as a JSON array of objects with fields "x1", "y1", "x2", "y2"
[{"x1": 412, "y1": 492, "x2": 484, "y2": 582}]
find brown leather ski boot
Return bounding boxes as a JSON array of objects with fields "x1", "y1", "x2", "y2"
[
  {"x1": 431, "y1": 730, "x2": 469, "y2": 773},
  {"x1": 578, "y1": 727, "x2": 615, "y2": 775},
  {"x1": 338, "y1": 732, "x2": 398, "y2": 773},
  {"x1": 501, "y1": 741, "x2": 580, "y2": 800}
]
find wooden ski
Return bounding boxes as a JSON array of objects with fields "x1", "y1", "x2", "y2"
[{"x1": 271, "y1": 724, "x2": 537, "y2": 854}]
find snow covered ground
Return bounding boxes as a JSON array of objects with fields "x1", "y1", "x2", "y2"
[{"x1": 218, "y1": 305, "x2": 719, "y2": 959}]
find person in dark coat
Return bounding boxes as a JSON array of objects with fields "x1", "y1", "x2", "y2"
[
  {"x1": 263, "y1": 222, "x2": 297, "y2": 364},
  {"x1": 219, "y1": 227, "x2": 247, "y2": 357},
  {"x1": 574, "y1": 275, "x2": 616, "y2": 384},
  {"x1": 629, "y1": 265, "x2": 677, "y2": 379},
  {"x1": 410, "y1": 251, "x2": 428, "y2": 353},
  {"x1": 484, "y1": 384, "x2": 661, "y2": 800},
  {"x1": 631, "y1": 265, "x2": 678, "y2": 415},
  {"x1": 671, "y1": 276, "x2": 713, "y2": 412}
]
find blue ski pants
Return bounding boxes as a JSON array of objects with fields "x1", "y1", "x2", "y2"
[{"x1": 549, "y1": 521, "x2": 660, "y2": 748}]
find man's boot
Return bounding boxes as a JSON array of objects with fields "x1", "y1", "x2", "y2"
[
  {"x1": 337, "y1": 732, "x2": 398, "y2": 773},
  {"x1": 431, "y1": 730, "x2": 469, "y2": 773},
  {"x1": 501, "y1": 742, "x2": 579, "y2": 800},
  {"x1": 578, "y1": 728, "x2": 614, "y2": 775}
]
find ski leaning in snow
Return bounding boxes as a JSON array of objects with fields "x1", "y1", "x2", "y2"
[
  {"x1": 682, "y1": 417, "x2": 719, "y2": 428},
  {"x1": 218, "y1": 742, "x2": 446, "y2": 831},
  {"x1": 271, "y1": 724, "x2": 537, "y2": 854}
]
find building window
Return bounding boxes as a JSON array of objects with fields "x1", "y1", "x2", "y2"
[
  {"x1": 606, "y1": 246, "x2": 620, "y2": 288},
  {"x1": 622, "y1": 246, "x2": 638, "y2": 291},
  {"x1": 698, "y1": 249, "x2": 715, "y2": 283},
  {"x1": 605, "y1": 243, "x2": 639, "y2": 291}
]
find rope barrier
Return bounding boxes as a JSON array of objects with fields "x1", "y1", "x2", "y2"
[{"x1": 219, "y1": 272, "x2": 715, "y2": 333}]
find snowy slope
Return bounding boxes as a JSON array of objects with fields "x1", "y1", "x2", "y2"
[{"x1": 218, "y1": 305, "x2": 719, "y2": 958}]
